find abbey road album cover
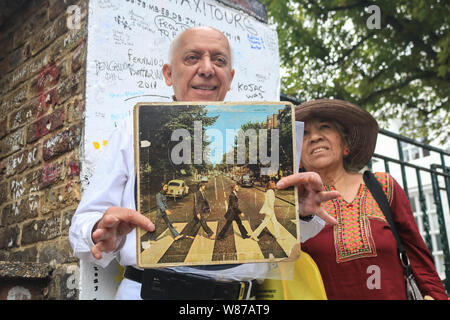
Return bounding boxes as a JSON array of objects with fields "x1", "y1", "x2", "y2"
[{"x1": 134, "y1": 102, "x2": 300, "y2": 268}]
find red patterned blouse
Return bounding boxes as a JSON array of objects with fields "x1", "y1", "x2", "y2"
[{"x1": 302, "y1": 172, "x2": 448, "y2": 299}]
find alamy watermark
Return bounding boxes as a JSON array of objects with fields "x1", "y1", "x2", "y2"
[
  {"x1": 366, "y1": 265, "x2": 381, "y2": 290},
  {"x1": 66, "y1": 5, "x2": 85, "y2": 30},
  {"x1": 366, "y1": 5, "x2": 381, "y2": 30},
  {"x1": 169, "y1": 121, "x2": 280, "y2": 175}
]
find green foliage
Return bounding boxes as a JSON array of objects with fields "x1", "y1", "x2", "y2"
[
  {"x1": 226, "y1": 105, "x2": 294, "y2": 177},
  {"x1": 262, "y1": 0, "x2": 449, "y2": 144},
  {"x1": 140, "y1": 105, "x2": 217, "y2": 175}
]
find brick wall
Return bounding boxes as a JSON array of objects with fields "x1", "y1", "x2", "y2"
[
  {"x1": 0, "y1": 0, "x2": 270, "y2": 300},
  {"x1": 0, "y1": 0, "x2": 86, "y2": 300}
]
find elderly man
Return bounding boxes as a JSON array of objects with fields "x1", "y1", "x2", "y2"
[{"x1": 69, "y1": 26, "x2": 338, "y2": 300}]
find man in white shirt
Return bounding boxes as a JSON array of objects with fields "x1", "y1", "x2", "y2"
[{"x1": 69, "y1": 26, "x2": 339, "y2": 300}]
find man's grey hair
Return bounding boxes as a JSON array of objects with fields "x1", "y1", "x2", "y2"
[{"x1": 167, "y1": 26, "x2": 234, "y2": 67}]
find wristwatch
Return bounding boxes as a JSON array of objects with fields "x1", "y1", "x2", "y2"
[{"x1": 299, "y1": 215, "x2": 314, "y2": 222}]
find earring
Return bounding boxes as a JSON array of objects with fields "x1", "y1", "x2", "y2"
[{"x1": 344, "y1": 148, "x2": 350, "y2": 156}]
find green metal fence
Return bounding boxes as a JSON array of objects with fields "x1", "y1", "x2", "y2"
[{"x1": 370, "y1": 129, "x2": 450, "y2": 293}]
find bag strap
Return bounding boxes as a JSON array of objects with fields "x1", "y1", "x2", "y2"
[{"x1": 363, "y1": 171, "x2": 410, "y2": 268}]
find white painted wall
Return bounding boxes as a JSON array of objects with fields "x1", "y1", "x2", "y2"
[{"x1": 79, "y1": 0, "x2": 280, "y2": 299}]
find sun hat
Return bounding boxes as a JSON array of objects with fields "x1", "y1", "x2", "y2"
[{"x1": 295, "y1": 99, "x2": 379, "y2": 170}]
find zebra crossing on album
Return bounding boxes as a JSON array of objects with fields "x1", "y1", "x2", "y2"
[
  {"x1": 140, "y1": 219, "x2": 299, "y2": 266},
  {"x1": 134, "y1": 102, "x2": 300, "y2": 268}
]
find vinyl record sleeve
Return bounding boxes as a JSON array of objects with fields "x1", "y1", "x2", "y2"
[{"x1": 134, "y1": 102, "x2": 300, "y2": 268}]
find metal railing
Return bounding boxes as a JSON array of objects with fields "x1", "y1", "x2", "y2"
[{"x1": 369, "y1": 129, "x2": 450, "y2": 293}]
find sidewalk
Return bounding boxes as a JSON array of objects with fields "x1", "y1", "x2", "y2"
[{"x1": 253, "y1": 186, "x2": 295, "y2": 205}]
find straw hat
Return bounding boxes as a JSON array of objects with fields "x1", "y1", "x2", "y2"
[{"x1": 295, "y1": 99, "x2": 379, "y2": 171}]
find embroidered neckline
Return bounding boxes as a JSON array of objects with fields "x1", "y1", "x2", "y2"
[
  {"x1": 324, "y1": 183, "x2": 364, "y2": 205},
  {"x1": 321, "y1": 174, "x2": 390, "y2": 263}
]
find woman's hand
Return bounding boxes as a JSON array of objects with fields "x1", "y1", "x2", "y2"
[{"x1": 277, "y1": 172, "x2": 339, "y2": 225}]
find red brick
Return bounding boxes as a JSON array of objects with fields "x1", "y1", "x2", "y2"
[
  {"x1": 0, "y1": 225, "x2": 20, "y2": 249},
  {"x1": 37, "y1": 89, "x2": 57, "y2": 117},
  {"x1": 10, "y1": 175, "x2": 27, "y2": 201},
  {"x1": 0, "y1": 181, "x2": 7, "y2": 205},
  {"x1": 43, "y1": 124, "x2": 81, "y2": 161},
  {"x1": 0, "y1": 129, "x2": 25, "y2": 158},
  {"x1": 71, "y1": 41, "x2": 86, "y2": 73},
  {"x1": 1, "y1": 83, "x2": 29, "y2": 115},
  {"x1": 9, "y1": 89, "x2": 56, "y2": 132},
  {"x1": 36, "y1": 63, "x2": 60, "y2": 93},
  {"x1": 56, "y1": 70, "x2": 82, "y2": 105},
  {"x1": 67, "y1": 160, "x2": 80, "y2": 178},
  {"x1": 0, "y1": 118, "x2": 7, "y2": 139},
  {"x1": 9, "y1": 99, "x2": 37, "y2": 131},
  {"x1": 2, "y1": 195, "x2": 39, "y2": 226},
  {"x1": 21, "y1": 215, "x2": 61, "y2": 245},
  {"x1": 25, "y1": 168, "x2": 42, "y2": 195},
  {"x1": 0, "y1": 75, "x2": 10, "y2": 96},
  {"x1": 67, "y1": 98, "x2": 84, "y2": 123},
  {"x1": 9, "y1": 51, "x2": 49, "y2": 90},
  {"x1": 40, "y1": 162, "x2": 62, "y2": 188},
  {"x1": 0, "y1": 58, "x2": 9, "y2": 77},
  {"x1": 7, "y1": 44, "x2": 32, "y2": 72},
  {"x1": 26, "y1": 109, "x2": 65, "y2": 143},
  {"x1": 13, "y1": 5, "x2": 49, "y2": 50},
  {"x1": 5, "y1": 145, "x2": 41, "y2": 177},
  {"x1": 41, "y1": 181, "x2": 80, "y2": 215},
  {"x1": 31, "y1": 14, "x2": 67, "y2": 56},
  {"x1": 0, "y1": 32, "x2": 13, "y2": 60}
]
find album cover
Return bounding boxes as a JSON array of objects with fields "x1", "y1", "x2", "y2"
[{"x1": 134, "y1": 102, "x2": 300, "y2": 268}]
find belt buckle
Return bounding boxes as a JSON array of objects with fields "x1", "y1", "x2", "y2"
[{"x1": 238, "y1": 280, "x2": 252, "y2": 300}]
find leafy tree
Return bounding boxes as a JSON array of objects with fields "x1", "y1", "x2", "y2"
[
  {"x1": 228, "y1": 105, "x2": 294, "y2": 178},
  {"x1": 139, "y1": 105, "x2": 217, "y2": 176},
  {"x1": 262, "y1": 0, "x2": 449, "y2": 144},
  {"x1": 277, "y1": 105, "x2": 294, "y2": 176},
  {"x1": 236, "y1": 120, "x2": 264, "y2": 176}
]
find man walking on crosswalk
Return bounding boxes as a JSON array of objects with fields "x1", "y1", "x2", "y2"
[
  {"x1": 183, "y1": 183, "x2": 215, "y2": 240},
  {"x1": 217, "y1": 183, "x2": 250, "y2": 240},
  {"x1": 149, "y1": 183, "x2": 183, "y2": 242}
]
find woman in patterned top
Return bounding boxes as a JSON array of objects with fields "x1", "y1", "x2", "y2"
[{"x1": 287, "y1": 99, "x2": 447, "y2": 299}]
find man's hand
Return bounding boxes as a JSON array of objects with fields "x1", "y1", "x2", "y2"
[
  {"x1": 91, "y1": 206, "x2": 155, "y2": 260},
  {"x1": 277, "y1": 172, "x2": 339, "y2": 225}
]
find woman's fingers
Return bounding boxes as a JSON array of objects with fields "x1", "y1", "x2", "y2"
[
  {"x1": 277, "y1": 172, "x2": 322, "y2": 191},
  {"x1": 316, "y1": 206, "x2": 338, "y2": 225},
  {"x1": 276, "y1": 172, "x2": 340, "y2": 225}
]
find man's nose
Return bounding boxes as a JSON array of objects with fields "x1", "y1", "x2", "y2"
[{"x1": 198, "y1": 57, "x2": 215, "y2": 77}]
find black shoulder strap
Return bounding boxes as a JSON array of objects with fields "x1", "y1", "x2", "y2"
[{"x1": 363, "y1": 171, "x2": 406, "y2": 255}]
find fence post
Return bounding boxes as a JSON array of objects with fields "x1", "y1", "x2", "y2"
[
  {"x1": 416, "y1": 168, "x2": 433, "y2": 250},
  {"x1": 430, "y1": 165, "x2": 450, "y2": 292},
  {"x1": 397, "y1": 140, "x2": 410, "y2": 199}
]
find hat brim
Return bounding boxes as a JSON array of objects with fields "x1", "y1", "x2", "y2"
[{"x1": 295, "y1": 99, "x2": 379, "y2": 171}]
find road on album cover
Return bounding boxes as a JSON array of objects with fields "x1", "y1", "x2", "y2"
[{"x1": 141, "y1": 174, "x2": 298, "y2": 265}]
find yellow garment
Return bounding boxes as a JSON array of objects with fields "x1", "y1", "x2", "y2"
[{"x1": 256, "y1": 251, "x2": 327, "y2": 300}]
